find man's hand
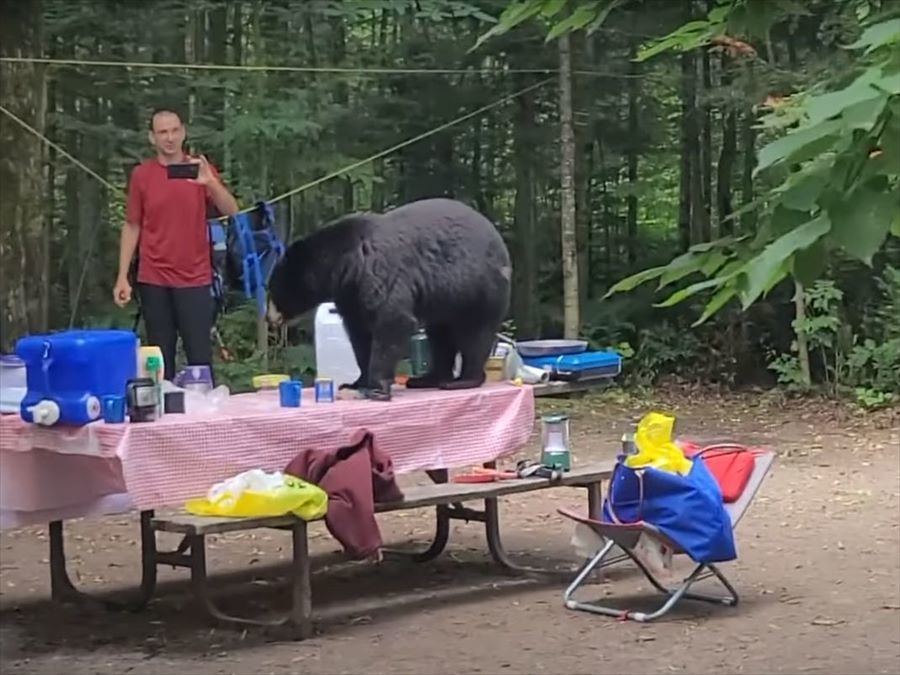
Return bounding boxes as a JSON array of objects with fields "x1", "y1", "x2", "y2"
[
  {"x1": 189, "y1": 155, "x2": 217, "y2": 187},
  {"x1": 113, "y1": 276, "x2": 133, "y2": 307},
  {"x1": 191, "y1": 154, "x2": 241, "y2": 216}
]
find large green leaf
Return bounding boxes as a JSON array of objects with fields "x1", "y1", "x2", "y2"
[
  {"x1": 656, "y1": 258, "x2": 745, "y2": 308},
  {"x1": 545, "y1": 3, "x2": 600, "y2": 40},
  {"x1": 829, "y1": 186, "x2": 898, "y2": 264},
  {"x1": 635, "y1": 20, "x2": 713, "y2": 62},
  {"x1": 655, "y1": 277, "x2": 728, "y2": 308},
  {"x1": 539, "y1": 0, "x2": 568, "y2": 17},
  {"x1": 803, "y1": 68, "x2": 886, "y2": 127},
  {"x1": 585, "y1": 0, "x2": 625, "y2": 34},
  {"x1": 777, "y1": 170, "x2": 829, "y2": 212},
  {"x1": 737, "y1": 213, "x2": 832, "y2": 309},
  {"x1": 693, "y1": 286, "x2": 738, "y2": 326},
  {"x1": 842, "y1": 94, "x2": 890, "y2": 130},
  {"x1": 791, "y1": 238, "x2": 829, "y2": 286},
  {"x1": 656, "y1": 250, "x2": 710, "y2": 289},
  {"x1": 844, "y1": 18, "x2": 900, "y2": 55},
  {"x1": 756, "y1": 120, "x2": 843, "y2": 174},
  {"x1": 470, "y1": 0, "x2": 543, "y2": 50},
  {"x1": 604, "y1": 265, "x2": 668, "y2": 297}
]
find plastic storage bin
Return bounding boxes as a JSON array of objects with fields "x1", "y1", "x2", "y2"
[
  {"x1": 521, "y1": 350, "x2": 622, "y2": 381},
  {"x1": 15, "y1": 329, "x2": 139, "y2": 426},
  {"x1": 314, "y1": 303, "x2": 360, "y2": 389}
]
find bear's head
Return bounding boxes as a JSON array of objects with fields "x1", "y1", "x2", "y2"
[
  {"x1": 266, "y1": 240, "x2": 327, "y2": 326},
  {"x1": 266, "y1": 214, "x2": 368, "y2": 326}
]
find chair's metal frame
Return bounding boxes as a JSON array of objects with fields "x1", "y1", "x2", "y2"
[{"x1": 559, "y1": 450, "x2": 775, "y2": 623}]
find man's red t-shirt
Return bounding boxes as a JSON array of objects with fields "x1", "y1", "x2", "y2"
[{"x1": 126, "y1": 158, "x2": 220, "y2": 288}]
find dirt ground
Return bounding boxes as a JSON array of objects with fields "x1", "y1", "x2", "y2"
[{"x1": 1, "y1": 387, "x2": 898, "y2": 675}]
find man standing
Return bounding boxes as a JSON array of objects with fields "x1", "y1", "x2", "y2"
[{"x1": 113, "y1": 107, "x2": 240, "y2": 381}]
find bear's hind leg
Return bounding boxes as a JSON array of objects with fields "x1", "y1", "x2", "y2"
[
  {"x1": 365, "y1": 314, "x2": 417, "y2": 401},
  {"x1": 406, "y1": 324, "x2": 456, "y2": 389},
  {"x1": 440, "y1": 326, "x2": 496, "y2": 391}
]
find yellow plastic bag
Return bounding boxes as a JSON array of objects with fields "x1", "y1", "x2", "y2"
[
  {"x1": 185, "y1": 469, "x2": 328, "y2": 521},
  {"x1": 625, "y1": 412, "x2": 693, "y2": 476}
]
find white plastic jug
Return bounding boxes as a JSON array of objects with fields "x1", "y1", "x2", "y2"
[{"x1": 314, "y1": 303, "x2": 360, "y2": 388}]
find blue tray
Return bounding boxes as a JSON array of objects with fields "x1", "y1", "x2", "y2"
[{"x1": 522, "y1": 349, "x2": 622, "y2": 382}]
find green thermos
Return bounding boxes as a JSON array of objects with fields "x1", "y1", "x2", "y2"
[{"x1": 409, "y1": 330, "x2": 431, "y2": 377}]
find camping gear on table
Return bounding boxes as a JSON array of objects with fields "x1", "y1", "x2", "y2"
[
  {"x1": 173, "y1": 365, "x2": 214, "y2": 393},
  {"x1": 540, "y1": 413, "x2": 572, "y2": 471},
  {"x1": 15, "y1": 329, "x2": 138, "y2": 426},
  {"x1": 516, "y1": 339, "x2": 589, "y2": 357},
  {"x1": 0, "y1": 354, "x2": 27, "y2": 414},
  {"x1": 314, "y1": 302, "x2": 361, "y2": 389},
  {"x1": 521, "y1": 349, "x2": 622, "y2": 382},
  {"x1": 516, "y1": 338, "x2": 622, "y2": 382},
  {"x1": 126, "y1": 377, "x2": 161, "y2": 423}
]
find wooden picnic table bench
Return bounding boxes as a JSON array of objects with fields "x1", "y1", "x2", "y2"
[{"x1": 148, "y1": 461, "x2": 615, "y2": 639}]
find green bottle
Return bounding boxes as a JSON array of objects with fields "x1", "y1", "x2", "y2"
[
  {"x1": 145, "y1": 355, "x2": 163, "y2": 417},
  {"x1": 409, "y1": 330, "x2": 431, "y2": 377}
]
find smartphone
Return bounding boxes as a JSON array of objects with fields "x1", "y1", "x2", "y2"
[{"x1": 166, "y1": 162, "x2": 199, "y2": 180}]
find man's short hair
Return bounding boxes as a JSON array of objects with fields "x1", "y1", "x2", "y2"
[{"x1": 148, "y1": 107, "x2": 184, "y2": 130}]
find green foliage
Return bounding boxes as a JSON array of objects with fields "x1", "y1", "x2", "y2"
[
  {"x1": 766, "y1": 274, "x2": 900, "y2": 407},
  {"x1": 607, "y1": 12, "x2": 900, "y2": 323}
]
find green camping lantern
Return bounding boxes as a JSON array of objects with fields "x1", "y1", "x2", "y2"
[{"x1": 540, "y1": 413, "x2": 571, "y2": 471}]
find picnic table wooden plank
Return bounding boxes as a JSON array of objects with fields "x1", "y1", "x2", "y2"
[{"x1": 151, "y1": 460, "x2": 615, "y2": 536}]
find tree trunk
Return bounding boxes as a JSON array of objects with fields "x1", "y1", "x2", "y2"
[
  {"x1": 717, "y1": 55, "x2": 737, "y2": 235},
  {"x1": 512, "y1": 77, "x2": 538, "y2": 338},
  {"x1": 793, "y1": 281, "x2": 812, "y2": 389},
  {"x1": 687, "y1": 55, "x2": 703, "y2": 246},
  {"x1": 678, "y1": 48, "x2": 694, "y2": 250},
  {"x1": 626, "y1": 34, "x2": 640, "y2": 265},
  {"x1": 700, "y1": 44, "x2": 713, "y2": 240},
  {"x1": 741, "y1": 65, "x2": 758, "y2": 232},
  {"x1": 0, "y1": 0, "x2": 47, "y2": 349},
  {"x1": 558, "y1": 33, "x2": 580, "y2": 338},
  {"x1": 576, "y1": 34, "x2": 594, "y2": 312}
]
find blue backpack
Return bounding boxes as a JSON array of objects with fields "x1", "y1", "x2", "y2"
[{"x1": 208, "y1": 201, "x2": 285, "y2": 318}]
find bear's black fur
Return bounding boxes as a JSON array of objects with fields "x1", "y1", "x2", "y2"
[{"x1": 267, "y1": 198, "x2": 512, "y2": 401}]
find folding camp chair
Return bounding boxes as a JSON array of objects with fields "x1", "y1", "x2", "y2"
[{"x1": 558, "y1": 448, "x2": 775, "y2": 623}]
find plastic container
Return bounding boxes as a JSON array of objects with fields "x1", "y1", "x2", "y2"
[
  {"x1": 0, "y1": 354, "x2": 27, "y2": 413},
  {"x1": 314, "y1": 303, "x2": 360, "y2": 389},
  {"x1": 138, "y1": 346, "x2": 165, "y2": 383},
  {"x1": 252, "y1": 374, "x2": 289, "y2": 391},
  {"x1": 521, "y1": 350, "x2": 622, "y2": 382},
  {"x1": 15, "y1": 329, "x2": 138, "y2": 426}
]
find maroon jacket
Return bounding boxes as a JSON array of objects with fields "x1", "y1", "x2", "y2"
[{"x1": 284, "y1": 429, "x2": 404, "y2": 560}]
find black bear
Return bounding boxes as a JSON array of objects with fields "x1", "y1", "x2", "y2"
[{"x1": 266, "y1": 198, "x2": 512, "y2": 401}]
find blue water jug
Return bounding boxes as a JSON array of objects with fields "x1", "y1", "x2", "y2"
[{"x1": 15, "y1": 329, "x2": 138, "y2": 426}]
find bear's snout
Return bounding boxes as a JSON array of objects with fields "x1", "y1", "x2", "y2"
[{"x1": 266, "y1": 299, "x2": 284, "y2": 326}]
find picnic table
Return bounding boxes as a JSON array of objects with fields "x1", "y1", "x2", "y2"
[{"x1": 0, "y1": 383, "x2": 614, "y2": 638}]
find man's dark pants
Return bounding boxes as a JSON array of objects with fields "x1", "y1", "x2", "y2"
[{"x1": 137, "y1": 283, "x2": 214, "y2": 382}]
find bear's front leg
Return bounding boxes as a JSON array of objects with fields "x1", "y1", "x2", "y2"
[{"x1": 365, "y1": 317, "x2": 416, "y2": 402}]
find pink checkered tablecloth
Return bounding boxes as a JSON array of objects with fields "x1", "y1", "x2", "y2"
[{"x1": 0, "y1": 383, "x2": 535, "y2": 524}]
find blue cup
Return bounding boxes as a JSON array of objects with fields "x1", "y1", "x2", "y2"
[
  {"x1": 102, "y1": 395, "x2": 126, "y2": 423},
  {"x1": 279, "y1": 380, "x2": 302, "y2": 408}
]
